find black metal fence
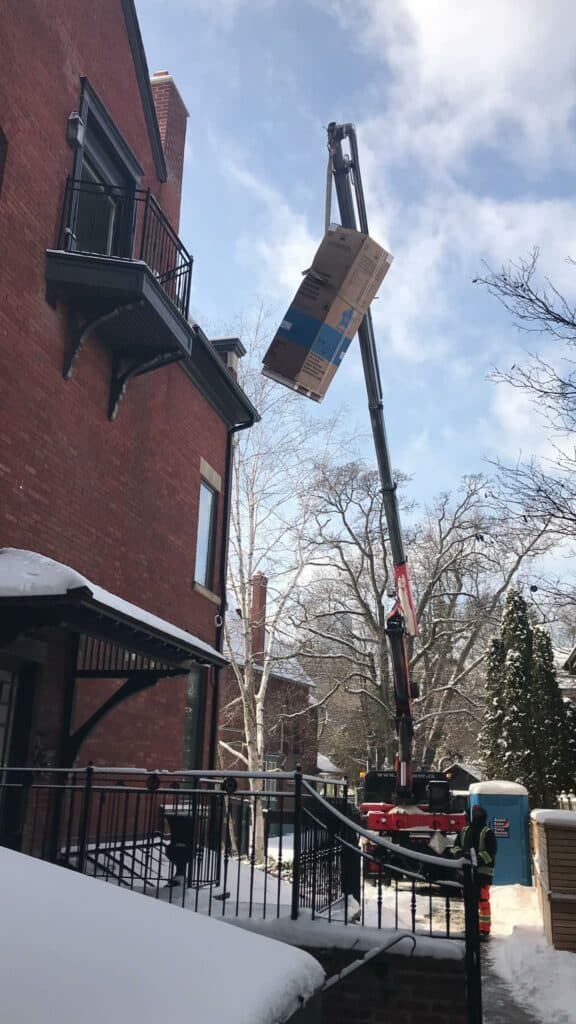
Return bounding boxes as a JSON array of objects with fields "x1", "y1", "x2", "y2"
[
  {"x1": 0, "y1": 766, "x2": 481, "y2": 1022},
  {"x1": 59, "y1": 177, "x2": 193, "y2": 318}
]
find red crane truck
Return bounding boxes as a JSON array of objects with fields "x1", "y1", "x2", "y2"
[{"x1": 326, "y1": 123, "x2": 467, "y2": 864}]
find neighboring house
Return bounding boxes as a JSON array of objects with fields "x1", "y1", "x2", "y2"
[
  {"x1": 0, "y1": 0, "x2": 257, "y2": 776},
  {"x1": 219, "y1": 574, "x2": 318, "y2": 775},
  {"x1": 443, "y1": 762, "x2": 484, "y2": 791}
]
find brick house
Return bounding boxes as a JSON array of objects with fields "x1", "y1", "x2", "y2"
[
  {"x1": 0, "y1": 0, "x2": 257, "y2": 778},
  {"x1": 219, "y1": 574, "x2": 318, "y2": 775}
]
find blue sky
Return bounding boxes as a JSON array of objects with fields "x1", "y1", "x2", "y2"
[{"x1": 136, "y1": 0, "x2": 576, "y2": 506}]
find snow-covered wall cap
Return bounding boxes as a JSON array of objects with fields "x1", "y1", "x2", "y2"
[
  {"x1": 470, "y1": 781, "x2": 528, "y2": 796},
  {"x1": 531, "y1": 809, "x2": 576, "y2": 828}
]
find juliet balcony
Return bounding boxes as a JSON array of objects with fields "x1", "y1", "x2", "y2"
[{"x1": 45, "y1": 177, "x2": 195, "y2": 418}]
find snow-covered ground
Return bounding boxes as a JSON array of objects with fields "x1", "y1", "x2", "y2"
[
  {"x1": 490, "y1": 884, "x2": 576, "y2": 1024},
  {"x1": 11, "y1": 827, "x2": 573, "y2": 1022},
  {"x1": 0, "y1": 847, "x2": 324, "y2": 1024}
]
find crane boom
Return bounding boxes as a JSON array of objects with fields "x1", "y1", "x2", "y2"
[{"x1": 327, "y1": 122, "x2": 417, "y2": 799}]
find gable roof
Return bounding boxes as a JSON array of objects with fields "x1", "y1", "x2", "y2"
[
  {"x1": 120, "y1": 0, "x2": 167, "y2": 182},
  {"x1": 444, "y1": 762, "x2": 484, "y2": 781}
]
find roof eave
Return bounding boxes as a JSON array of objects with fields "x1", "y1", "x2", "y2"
[{"x1": 120, "y1": 0, "x2": 168, "y2": 182}]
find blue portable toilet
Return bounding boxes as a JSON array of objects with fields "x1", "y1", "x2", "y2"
[{"x1": 469, "y1": 781, "x2": 531, "y2": 886}]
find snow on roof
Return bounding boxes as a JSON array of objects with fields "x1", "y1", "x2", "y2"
[
  {"x1": 225, "y1": 613, "x2": 316, "y2": 688},
  {"x1": 0, "y1": 848, "x2": 324, "y2": 1024},
  {"x1": 445, "y1": 762, "x2": 484, "y2": 780},
  {"x1": 317, "y1": 753, "x2": 343, "y2": 774},
  {"x1": 531, "y1": 809, "x2": 576, "y2": 828},
  {"x1": 470, "y1": 781, "x2": 528, "y2": 796},
  {"x1": 0, "y1": 549, "x2": 223, "y2": 662}
]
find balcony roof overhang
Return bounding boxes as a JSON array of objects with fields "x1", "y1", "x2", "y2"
[
  {"x1": 46, "y1": 249, "x2": 193, "y2": 357},
  {"x1": 45, "y1": 250, "x2": 259, "y2": 427},
  {"x1": 0, "y1": 549, "x2": 227, "y2": 670}
]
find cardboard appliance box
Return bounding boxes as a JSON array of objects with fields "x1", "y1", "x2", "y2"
[{"x1": 262, "y1": 225, "x2": 393, "y2": 401}]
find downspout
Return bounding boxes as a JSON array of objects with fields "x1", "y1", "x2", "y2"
[{"x1": 207, "y1": 417, "x2": 254, "y2": 768}]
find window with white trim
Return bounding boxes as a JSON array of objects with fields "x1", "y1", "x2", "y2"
[{"x1": 194, "y1": 480, "x2": 217, "y2": 589}]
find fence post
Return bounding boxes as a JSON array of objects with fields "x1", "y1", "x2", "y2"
[
  {"x1": 77, "y1": 764, "x2": 94, "y2": 875},
  {"x1": 462, "y1": 861, "x2": 483, "y2": 1024},
  {"x1": 291, "y1": 765, "x2": 303, "y2": 921},
  {"x1": 139, "y1": 188, "x2": 151, "y2": 261}
]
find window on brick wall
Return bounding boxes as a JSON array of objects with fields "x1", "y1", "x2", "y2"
[
  {"x1": 281, "y1": 718, "x2": 301, "y2": 756},
  {"x1": 65, "y1": 80, "x2": 141, "y2": 258},
  {"x1": 194, "y1": 480, "x2": 217, "y2": 589},
  {"x1": 0, "y1": 127, "x2": 7, "y2": 197}
]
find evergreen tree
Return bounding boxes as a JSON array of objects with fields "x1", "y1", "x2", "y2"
[
  {"x1": 481, "y1": 588, "x2": 574, "y2": 804},
  {"x1": 480, "y1": 638, "x2": 506, "y2": 779},
  {"x1": 532, "y1": 627, "x2": 575, "y2": 802},
  {"x1": 501, "y1": 647, "x2": 541, "y2": 799},
  {"x1": 563, "y1": 701, "x2": 576, "y2": 793}
]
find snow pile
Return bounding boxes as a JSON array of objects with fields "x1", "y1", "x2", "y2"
[
  {"x1": 531, "y1": 808, "x2": 576, "y2": 828},
  {"x1": 490, "y1": 884, "x2": 576, "y2": 1024},
  {"x1": 0, "y1": 847, "x2": 324, "y2": 1024}
]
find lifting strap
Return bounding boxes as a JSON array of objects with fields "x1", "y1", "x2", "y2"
[{"x1": 325, "y1": 146, "x2": 334, "y2": 233}]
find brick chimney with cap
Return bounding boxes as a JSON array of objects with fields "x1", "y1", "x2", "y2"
[
  {"x1": 150, "y1": 71, "x2": 188, "y2": 231},
  {"x1": 251, "y1": 573, "x2": 268, "y2": 662},
  {"x1": 211, "y1": 337, "x2": 247, "y2": 381}
]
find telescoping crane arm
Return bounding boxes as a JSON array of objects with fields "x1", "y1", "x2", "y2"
[{"x1": 327, "y1": 122, "x2": 418, "y2": 800}]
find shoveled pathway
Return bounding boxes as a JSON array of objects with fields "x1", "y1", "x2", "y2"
[{"x1": 482, "y1": 950, "x2": 540, "y2": 1024}]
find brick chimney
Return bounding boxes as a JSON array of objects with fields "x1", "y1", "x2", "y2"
[
  {"x1": 251, "y1": 573, "x2": 268, "y2": 661},
  {"x1": 150, "y1": 71, "x2": 188, "y2": 231},
  {"x1": 211, "y1": 337, "x2": 247, "y2": 381}
]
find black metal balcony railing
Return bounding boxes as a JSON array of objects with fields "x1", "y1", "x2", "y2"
[{"x1": 59, "y1": 177, "x2": 193, "y2": 319}]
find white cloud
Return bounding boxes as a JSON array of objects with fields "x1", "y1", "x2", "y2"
[
  {"x1": 222, "y1": 163, "x2": 319, "y2": 300},
  {"x1": 355, "y1": 172, "x2": 576, "y2": 360},
  {"x1": 484, "y1": 382, "x2": 542, "y2": 459},
  {"x1": 307, "y1": 1, "x2": 576, "y2": 366},
  {"x1": 324, "y1": 0, "x2": 576, "y2": 174},
  {"x1": 214, "y1": 2, "x2": 576, "y2": 368}
]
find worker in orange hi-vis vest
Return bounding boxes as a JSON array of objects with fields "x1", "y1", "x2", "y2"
[{"x1": 451, "y1": 805, "x2": 497, "y2": 939}]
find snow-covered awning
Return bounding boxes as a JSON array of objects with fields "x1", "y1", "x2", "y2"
[{"x1": 0, "y1": 549, "x2": 227, "y2": 669}]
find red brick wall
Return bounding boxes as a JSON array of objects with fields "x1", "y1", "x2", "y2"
[
  {"x1": 0, "y1": 0, "x2": 227, "y2": 770},
  {"x1": 72, "y1": 676, "x2": 187, "y2": 770},
  {"x1": 309, "y1": 948, "x2": 468, "y2": 1024}
]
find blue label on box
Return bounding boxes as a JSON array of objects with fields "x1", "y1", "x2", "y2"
[{"x1": 280, "y1": 307, "x2": 349, "y2": 366}]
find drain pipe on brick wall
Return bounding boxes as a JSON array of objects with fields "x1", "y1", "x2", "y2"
[{"x1": 207, "y1": 417, "x2": 255, "y2": 768}]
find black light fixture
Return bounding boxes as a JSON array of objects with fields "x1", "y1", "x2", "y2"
[{"x1": 66, "y1": 111, "x2": 86, "y2": 147}]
